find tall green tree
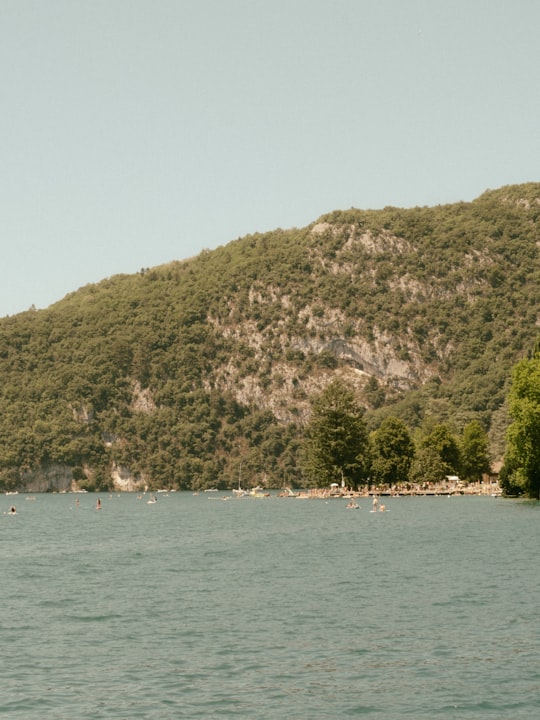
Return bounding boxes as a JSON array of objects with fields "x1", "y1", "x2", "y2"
[
  {"x1": 409, "y1": 445, "x2": 448, "y2": 486},
  {"x1": 302, "y1": 379, "x2": 369, "y2": 488},
  {"x1": 420, "y1": 424, "x2": 461, "y2": 477},
  {"x1": 500, "y1": 348, "x2": 540, "y2": 498},
  {"x1": 370, "y1": 416, "x2": 415, "y2": 486},
  {"x1": 460, "y1": 420, "x2": 490, "y2": 483}
]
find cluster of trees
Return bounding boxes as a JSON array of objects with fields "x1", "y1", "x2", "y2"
[
  {"x1": 304, "y1": 335, "x2": 540, "y2": 501},
  {"x1": 499, "y1": 342, "x2": 540, "y2": 499},
  {"x1": 301, "y1": 379, "x2": 491, "y2": 489}
]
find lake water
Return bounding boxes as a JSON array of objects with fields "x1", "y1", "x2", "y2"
[{"x1": 1, "y1": 492, "x2": 538, "y2": 719}]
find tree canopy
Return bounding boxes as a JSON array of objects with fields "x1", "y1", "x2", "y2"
[
  {"x1": 420, "y1": 424, "x2": 461, "y2": 477},
  {"x1": 302, "y1": 379, "x2": 369, "y2": 488},
  {"x1": 500, "y1": 345, "x2": 540, "y2": 498},
  {"x1": 460, "y1": 420, "x2": 490, "y2": 483},
  {"x1": 370, "y1": 416, "x2": 415, "y2": 486}
]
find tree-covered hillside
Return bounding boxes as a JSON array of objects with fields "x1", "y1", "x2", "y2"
[{"x1": 0, "y1": 183, "x2": 538, "y2": 491}]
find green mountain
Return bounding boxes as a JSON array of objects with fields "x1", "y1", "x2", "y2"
[{"x1": 1, "y1": 183, "x2": 539, "y2": 492}]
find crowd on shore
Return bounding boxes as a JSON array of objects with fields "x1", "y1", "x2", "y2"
[{"x1": 280, "y1": 478, "x2": 502, "y2": 499}]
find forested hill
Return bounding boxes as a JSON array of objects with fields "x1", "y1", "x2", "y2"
[{"x1": 0, "y1": 182, "x2": 539, "y2": 492}]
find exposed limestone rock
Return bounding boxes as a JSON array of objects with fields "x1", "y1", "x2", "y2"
[
  {"x1": 111, "y1": 463, "x2": 145, "y2": 492},
  {"x1": 131, "y1": 381, "x2": 156, "y2": 413},
  {"x1": 13, "y1": 462, "x2": 145, "y2": 493},
  {"x1": 311, "y1": 222, "x2": 335, "y2": 235},
  {"x1": 72, "y1": 405, "x2": 94, "y2": 423},
  {"x1": 20, "y1": 464, "x2": 74, "y2": 493},
  {"x1": 502, "y1": 195, "x2": 540, "y2": 208},
  {"x1": 343, "y1": 229, "x2": 413, "y2": 256}
]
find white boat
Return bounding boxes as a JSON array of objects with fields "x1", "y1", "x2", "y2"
[
  {"x1": 249, "y1": 486, "x2": 269, "y2": 498},
  {"x1": 232, "y1": 463, "x2": 248, "y2": 496},
  {"x1": 232, "y1": 488, "x2": 248, "y2": 496}
]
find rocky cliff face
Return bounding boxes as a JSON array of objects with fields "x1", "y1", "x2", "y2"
[
  {"x1": 110, "y1": 463, "x2": 147, "y2": 492},
  {"x1": 16, "y1": 462, "x2": 146, "y2": 494},
  {"x1": 20, "y1": 464, "x2": 74, "y2": 493}
]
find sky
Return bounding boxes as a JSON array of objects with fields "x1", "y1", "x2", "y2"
[{"x1": 1, "y1": 0, "x2": 539, "y2": 317}]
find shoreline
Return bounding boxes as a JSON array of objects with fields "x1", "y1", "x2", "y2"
[{"x1": 283, "y1": 481, "x2": 502, "y2": 500}]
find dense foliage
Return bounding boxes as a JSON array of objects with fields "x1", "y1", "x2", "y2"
[
  {"x1": 0, "y1": 183, "x2": 538, "y2": 491},
  {"x1": 500, "y1": 342, "x2": 540, "y2": 498},
  {"x1": 460, "y1": 420, "x2": 491, "y2": 483},
  {"x1": 301, "y1": 379, "x2": 369, "y2": 487},
  {"x1": 370, "y1": 417, "x2": 415, "y2": 486}
]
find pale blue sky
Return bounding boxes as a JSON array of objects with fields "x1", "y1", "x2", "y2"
[{"x1": 1, "y1": 0, "x2": 539, "y2": 317}]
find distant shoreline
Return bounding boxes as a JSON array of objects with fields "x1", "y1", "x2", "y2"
[{"x1": 282, "y1": 481, "x2": 502, "y2": 500}]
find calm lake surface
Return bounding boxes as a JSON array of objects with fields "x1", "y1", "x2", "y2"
[{"x1": 1, "y1": 492, "x2": 538, "y2": 719}]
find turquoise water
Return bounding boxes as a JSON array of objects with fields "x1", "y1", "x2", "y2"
[{"x1": 1, "y1": 493, "x2": 538, "y2": 719}]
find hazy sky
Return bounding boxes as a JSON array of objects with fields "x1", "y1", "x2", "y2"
[{"x1": 1, "y1": 0, "x2": 539, "y2": 317}]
